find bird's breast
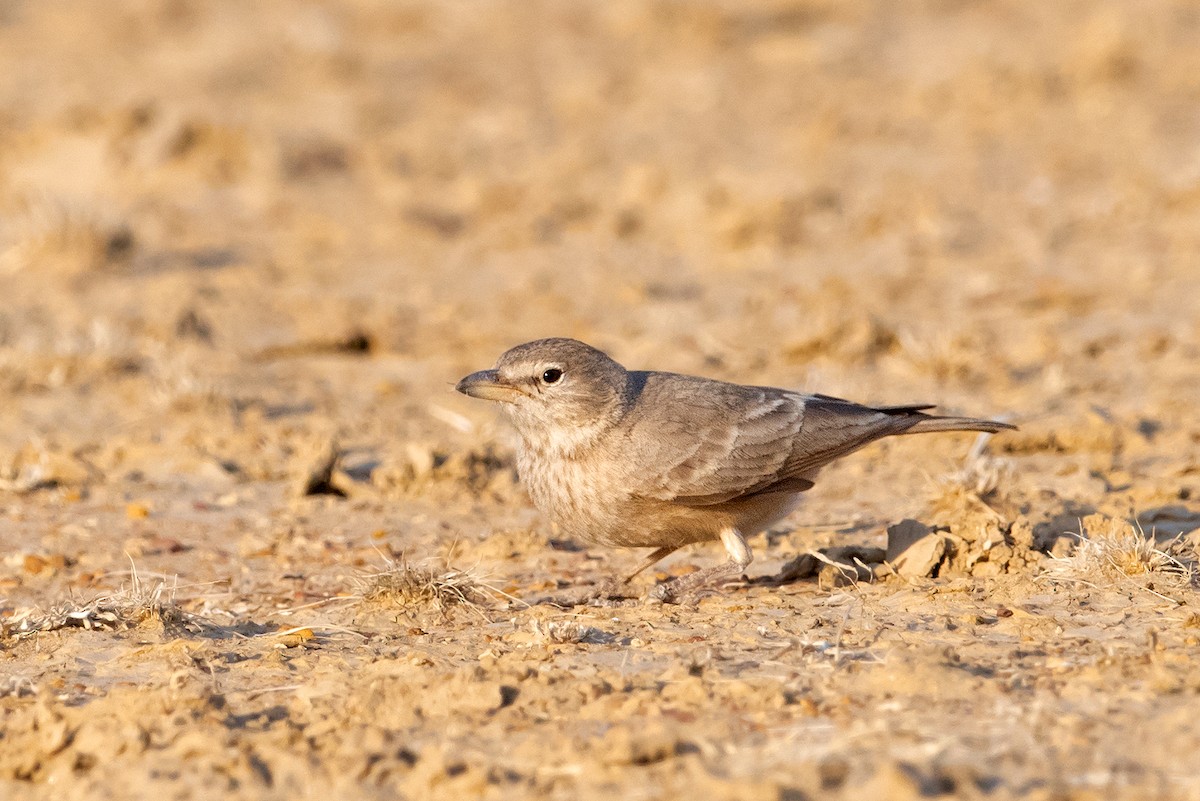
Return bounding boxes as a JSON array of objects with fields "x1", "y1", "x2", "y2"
[
  {"x1": 516, "y1": 445, "x2": 621, "y2": 542},
  {"x1": 514, "y1": 444, "x2": 711, "y2": 549}
]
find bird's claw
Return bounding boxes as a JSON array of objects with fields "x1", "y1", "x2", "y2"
[
  {"x1": 532, "y1": 577, "x2": 639, "y2": 608},
  {"x1": 649, "y1": 576, "x2": 732, "y2": 605},
  {"x1": 648, "y1": 582, "x2": 678, "y2": 604}
]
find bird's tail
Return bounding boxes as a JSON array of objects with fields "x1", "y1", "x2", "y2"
[{"x1": 895, "y1": 414, "x2": 1016, "y2": 435}]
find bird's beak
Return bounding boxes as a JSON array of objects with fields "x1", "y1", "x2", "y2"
[{"x1": 455, "y1": 369, "x2": 526, "y2": 403}]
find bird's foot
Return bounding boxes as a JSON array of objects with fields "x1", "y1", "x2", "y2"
[
  {"x1": 532, "y1": 577, "x2": 640, "y2": 608},
  {"x1": 649, "y1": 563, "x2": 746, "y2": 605}
]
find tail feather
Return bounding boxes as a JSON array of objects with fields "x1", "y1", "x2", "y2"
[
  {"x1": 782, "y1": 397, "x2": 1016, "y2": 481},
  {"x1": 895, "y1": 414, "x2": 1016, "y2": 435}
]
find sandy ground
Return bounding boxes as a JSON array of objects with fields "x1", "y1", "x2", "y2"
[{"x1": 2, "y1": 0, "x2": 1200, "y2": 798}]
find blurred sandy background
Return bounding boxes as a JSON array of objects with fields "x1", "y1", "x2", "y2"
[{"x1": 1, "y1": 1, "x2": 1199, "y2": 799}]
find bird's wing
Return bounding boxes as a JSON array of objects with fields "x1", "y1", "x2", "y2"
[{"x1": 621, "y1": 374, "x2": 925, "y2": 506}]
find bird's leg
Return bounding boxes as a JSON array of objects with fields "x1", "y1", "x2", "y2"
[
  {"x1": 536, "y1": 545, "x2": 681, "y2": 608},
  {"x1": 527, "y1": 549, "x2": 667, "y2": 609},
  {"x1": 623, "y1": 545, "x2": 680, "y2": 583},
  {"x1": 531, "y1": 542, "x2": 693, "y2": 607},
  {"x1": 650, "y1": 527, "x2": 752, "y2": 603}
]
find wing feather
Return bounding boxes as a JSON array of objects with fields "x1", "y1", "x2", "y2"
[{"x1": 620, "y1": 373, "x2": 927, "y2": 507}]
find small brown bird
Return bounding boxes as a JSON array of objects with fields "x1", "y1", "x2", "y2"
[{"x1": 456, "y1": 338, "x2": 1014, "y2": 600}]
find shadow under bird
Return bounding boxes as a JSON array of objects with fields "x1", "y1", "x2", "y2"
[{"x1": 456, "y1": 338, "x2": 1015, "y2": 601}]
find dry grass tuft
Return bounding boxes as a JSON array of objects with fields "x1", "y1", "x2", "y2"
[
  {"x1": 2, "y1": 567, "x2": 201, "y2": 640},
  {"x1": 1044, "y1": 514, "x2": 1197, "y2": 590},
  {"x1": 929, "y1": 437, "x2": 1015, "y2": 517},
  {"x1": 357, "y1": 555, "x2": 492, "y2": 617},
  {"x1": 940, "y1": 454, "x2": 1014, "y2": 501}
]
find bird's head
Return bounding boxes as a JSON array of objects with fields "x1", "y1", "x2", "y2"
[{"x1": 456, "y1": 338, "x2": 630, "y2": 450}]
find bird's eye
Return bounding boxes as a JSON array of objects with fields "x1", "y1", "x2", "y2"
[{"x1": 541, "y1": 368, "x2": 563, "y2": 384}]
